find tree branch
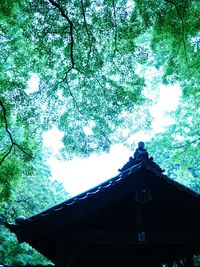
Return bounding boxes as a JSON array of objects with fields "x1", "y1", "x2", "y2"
[
  {"x1": 164, "y1": 0, "x2": 190, "y2": 71},
  {"x1": 48, "y1": 0, "x2": 75, "y2": 71},
  {"x1": 112, "y1": 0, "x2": 119, "y2": 53},
  {"x1": 173, "y1": 137, "x2": 200, "y2": 152},
  {"x1": 0, "y1": 100, "x2": 33, "y2": 165},
  {"x1": 64, "y1": 77, "x2": 84, "y2": 117},
  {"x1": 80, "y1": 0, "x2": 92, "y2": 66},
  {"x1": 0, "y1": 144, "x2": 13, "y2": 166},
  {"x1": 47, "y1": 66, "x2": 87, "y2": 97}
]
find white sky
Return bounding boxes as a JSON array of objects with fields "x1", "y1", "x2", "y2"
[
  {"x1": 43, "y1": 82, "x2": 182, "y2": 197},
  {"x1": 27, "y1": 69, "x2": 182, "y2": 196},
  {"x1": 26, "y1": 73, "x2": 40, "y2": 94},
  {"x1": 46, "y1": 143, "x2": 131, "y2": 196}
]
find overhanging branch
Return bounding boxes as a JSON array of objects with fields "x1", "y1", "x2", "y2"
[
  {"x1": 112, "y1": 0, "x2": 118, "y2": 53},
  {"x1": 64, "y1": 77, "x2": 84, "y2": 117},
  {"x1": 80, "y1": 0, "x2": 92, "y2": 65},
  {"x1": 173, "y1": 136, "x2": 200, "y2": 153},
  {"x1": 164, "y1": 0, "x2": 190, "y2": 70},
  {"x1": 48, "y1": 0, "x2": 75, "y2": 71},
  {"x1": 0, "y1": 100, "x2": 33, "y2": 165}
]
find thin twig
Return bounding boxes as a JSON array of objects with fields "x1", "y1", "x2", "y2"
[
  {"x1": 64, "y1": 77, "x2": 84, "y2": 116},
  {"x1": 173, "y1": 137, "x2": 200, "y2": 152},
  {"x1": 0, "y1": 100, "x2": 33, "y2": 165},
  {"x1": 80, "y1": 0, "x2": 92, "y2": 66},
  {"x1": 164, "y1": 0, "x2": 190, "y2": 71},
  {"x1": 112, "y1": 0, "x2": 118, "y2": 53},
  {"x1": 48, "y1": 0, "x2": 75, "y2": 70},
  {"x1": 0, "y1": 145, "x2": 13, "y2": 165}
]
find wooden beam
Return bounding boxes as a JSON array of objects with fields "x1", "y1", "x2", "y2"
[{"x1": 65, "y1": 230, "x2": 200, "y2": 245}]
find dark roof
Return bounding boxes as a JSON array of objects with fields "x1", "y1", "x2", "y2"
[
  {"x1": 10, "y1": 163, "x2": 141, "y2": 225},
  {"x1": 0, "y1": 266, "x2": 53, "y2": 267},
  {"x1": 6, "y1": 142, "x2": 200, "y2": 265},
  {"x1": 7, "y1": 150, "x2": 199, "y2": 229}
]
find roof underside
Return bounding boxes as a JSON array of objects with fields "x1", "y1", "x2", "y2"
[{"x1": 6, "y1": 162, "x2": 200, "y2": 264}]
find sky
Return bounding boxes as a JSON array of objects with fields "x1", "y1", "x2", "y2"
[
  {"x1": 46, "y1": 142, "x2": 132, "y2": 196},
  {"x1": 43, "y1": 80, "x2": 182, "y2": 197},
  {"x1": 27, "y1": 69, "x2": 182, "y2": 196}
]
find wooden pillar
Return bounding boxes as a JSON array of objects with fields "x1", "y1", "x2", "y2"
[
  {"x1": 135, "y1": 205, "x2": 145, "y2": 242},
  {"x1": 55, "y1": 241, "x2": 66, "y2": 267},
  {"x1": 185, "y1": 256, "x2": 194, "y2": 267},
  {"x1": 167, "y1": 260, "x2": 173, "y2": 267},
  {"x1": 175, "y1": 259, "x2": 184, "y2": 267},
  {"x1": 67, "y1": 244, "x2": 88, "y2": 267}
]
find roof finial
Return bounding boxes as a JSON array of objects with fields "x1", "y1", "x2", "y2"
[
  {"x1": 118, "y1": 141, "x2": 149, "y2": 172},
  {"x1": 133, "y1": 141, "x2": 149, "y2": 162},
  {"x1": 118, "y1": 141, "x2": 165, "y2": 173}
]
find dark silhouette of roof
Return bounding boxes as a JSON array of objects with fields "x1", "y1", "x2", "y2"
[
  {"x1": 8, "y1": 142, "x2": 199, "y2": 228},
  {"x1": 6, "y1": 142, "x2": 200, "y2": 266}
]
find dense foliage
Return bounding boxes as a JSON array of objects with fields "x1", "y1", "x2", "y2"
[
  {"x1": 0, "y1": 154, "x2": 68, "y2": 264},
  {"x1": 0, "y1": 0, "x2": 199, "y2": 264}
]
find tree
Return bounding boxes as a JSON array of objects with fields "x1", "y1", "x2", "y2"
[
  {"x1": 1, "y1": 0, "x2": 199, "y2": 264},
  {"x1": 147, "y1": 94, "x2": 200, "y2": 192},
  {"x1": 0, "y1": 0, "x2": 199, "y2": 212},
  {"x1": 0, "y1": 153, "x2": 68, "y2": 265}
]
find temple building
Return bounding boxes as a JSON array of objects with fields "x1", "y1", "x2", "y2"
[{"x1": 7, "y1": 142, "x2": 200, "y2": 267}]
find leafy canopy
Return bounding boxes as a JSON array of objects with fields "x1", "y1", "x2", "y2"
[
  {"x1": 0, "y1": 152, "x2": 68, "y2": 265},
  {"x1": 0, "y1": 0, "x2": 199, "y2": 199},
  {"x1": 0, "y1": 0, "x2": 199, "y2": 264}
]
